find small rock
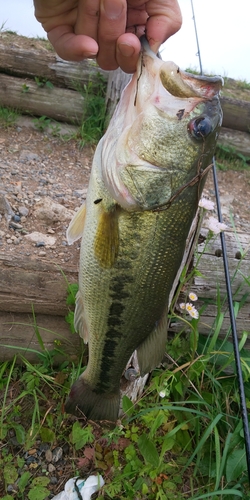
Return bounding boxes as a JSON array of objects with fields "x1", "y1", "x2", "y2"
[
  {"x1": 19, "y1": 150, "x2": 41, "y2": 162},
  {"x1": 39, "y1": 443, "x2": 50, "y2": 455},
  {"x1": 9, "y1": 222, "x2": 23, "y2": 230},
  {"x1": 33, "y1": 196, "x2": 74, "y2": 223},
  {"x1": 35, "y1": 241, "x2": 45, "y2": 247},
  {"x1": 48, "y1": 463, "x2": 56, "y2": 473},
  {"x1": 38, "y1": 251, "x2": 46, "y2": 256},
  {"x1": 28, "y1": 448, "x2": 37, "y2": 456},
  {"x1": 24, "y1": 232, "x2": 56, "y2": 246},
  {"x1": 26, "y1": 456, "x2": 37, "y2": 465},
  {"x1": 45, "y1": 449, "x2": 53, "y2": 462},
  {"x1": 12, "y1": 214, "x2": 21, "y2": 222},
  {"x1": 0, "y1": 193, "x2": 15, "y2": 221},
  {"x1": 52, "y1": 446, "x2": 63, "y2": 463},
  {"x1": 50, "y1": 476, "x2": 58, "y2": 485},
  {"x1": 18, "y1": 206, "x2": 29, "y2": 217}
]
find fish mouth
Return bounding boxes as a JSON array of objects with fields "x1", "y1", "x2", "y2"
[{"x1": 140, "y1": 35, "x2": 223, "y2": 100}]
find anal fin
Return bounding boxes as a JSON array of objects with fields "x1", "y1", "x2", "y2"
[{"x1": 137, "y1": 307, "x2": 169, "y2": 376}]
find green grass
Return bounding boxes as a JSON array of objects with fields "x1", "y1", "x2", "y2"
[
  {"x1": 215, "y1": 144, "x2": 250, "y2": 171},
  {"x1": 0, "y1": 107, "x2": 19, "y2": 128},
  {"x1": 74, "y1": 74, "x2": 109, "y2": 147},
  {"x1": 1, "y1": 227, "x2": 250, "y2": 499}
]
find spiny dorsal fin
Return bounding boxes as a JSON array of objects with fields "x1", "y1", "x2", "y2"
[
  {"x1": 67, "y1": 203, "x2": 86, "y2": 245},
  {"x1": 94, "y1": 206, "x2": 119, "y2": 268}
]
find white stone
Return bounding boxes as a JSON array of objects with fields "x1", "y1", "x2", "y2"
[
  {"x1": 33, "y1": 196, "x2": 74, "y2": 224},
  {"x1": 24, "y1": 232, "x2": 56, "y2": 246}
]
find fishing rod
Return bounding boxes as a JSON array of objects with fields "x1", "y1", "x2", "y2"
[{"x1": 191, "y1": 0, "x2": 250, "y2": 482}]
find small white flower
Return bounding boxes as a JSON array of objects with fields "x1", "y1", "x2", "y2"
[
  {"x1": 189, "y1": 292, "x2": 198, "y2": 302},
  {"x1": 159, "y1": 390, "x2": 166, "y2": 398},
  {"x1": 207, "y1": 216, "x2": 228, "y2": 235},
  {"x1": 179, "y1": 302, "x2": 186, "y2": 310},
  {"x1": 189, "y1": 308, "x2": 199, "y2": 319},
  {"x1": 185, "y1": 302, "x2": 199, "y2": 319},
  {"x1": 185, "y1": 302, "x2": 194, "y2": 312},
  {"x1": 199, "y1": 198, "x2": 215, "y2": 211}
]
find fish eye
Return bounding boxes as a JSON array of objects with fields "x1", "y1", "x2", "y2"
[{"x1": 188, "y1": 116, "x2": 212, "y2": 140}]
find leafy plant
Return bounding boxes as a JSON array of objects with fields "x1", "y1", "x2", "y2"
[
  {"x1": 33, "y1": 115, "x2": 61, "y2": 136},
  {"x1": 76, "y1": 74, "x2": 108, "y2": 147},
  {"x1": 34, "y1": 76, "x2": 54, "y2": 89},
  {"x1": 215, "y1": 144, "x2": 250, "y2": 171},
  {"x1": 0, "y1": 106, "x2": 19, "y2": 128},
  {"x1": 21, "y1": 83, "x2": 30, "y2": 93}
]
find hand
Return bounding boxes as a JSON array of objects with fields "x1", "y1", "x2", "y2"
[{"x1": 34, "y1": 0, "x2": 182, "y2": 73}]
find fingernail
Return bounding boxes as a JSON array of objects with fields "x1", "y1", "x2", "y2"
[
  {"x1": 103, "y1": 0, "x2": 123, "y2": 19},
  {"x1": 118, "y1": 43, "x2": 135, "y2": 57}
]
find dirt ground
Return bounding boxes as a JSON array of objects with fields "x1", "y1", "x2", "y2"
[{"x1": 0, "y1": 118, "x2": 250, "y2": 266}]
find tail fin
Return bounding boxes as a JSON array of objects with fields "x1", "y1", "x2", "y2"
[{"x1": 65, "y1": 376, "x2": 120, "y2": 422}]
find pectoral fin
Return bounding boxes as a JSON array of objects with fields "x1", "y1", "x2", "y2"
[
  {"x1": 67, "y1": 203, "x2": 86, "y2": 244},
  {"x1": 94, "y1": 206, "x2": 119, "y2": 268}
]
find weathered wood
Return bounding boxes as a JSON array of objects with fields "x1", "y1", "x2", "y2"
[
  {"x1": 218, "y1": 127, "x2": 250, "y2": 157},
  {"x1": 1, "y1": 38, "x2": 250, "y2": 134},
  {"x1": 220, "y1": 96, "x2": 250, "y2": 132},
  {"x1": 0, "y1": 311, "x2": 82, "y2": 363},
  {"x1": 0, "y1": 74, "x2": 84, "y2": 124},
  {"x1": 0, "y1": 252, "x2": 78, "y2": 315},
  {"x1": 169, "y1": 229, "x2": 250, "y2": 345},
  {"x1": 0, "y1": 41, "x2": 108, "y2": 90},
  {"x1": 105, "y1": 69, "x2": 131, "y2": 117}
]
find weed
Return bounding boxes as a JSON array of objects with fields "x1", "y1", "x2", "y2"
[
  {"x1": 215, "y1": 144, "x2": 250, "y2": 171},
  {"x1": 21, "y1": 83, "x2": 30, "y2": 94},
  {"x1": 34, "y1": 76, "x2": 54, "y2": 90},
  {"x1": 75, "y1": 74, "x2": 108, "y2": 147},
  {"x1": 33, "y1": 115, "x2": 61, "y2": 136},
  {"x1": 0, "y1": 107, "x2": 19, "y2": 128}
]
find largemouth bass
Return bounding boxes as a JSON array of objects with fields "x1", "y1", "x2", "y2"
[{"x1": 65, "y1": 36, "x2": 223, "y2": 422}]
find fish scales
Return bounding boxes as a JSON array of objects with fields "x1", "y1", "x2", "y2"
[{"x1": 65, "y1": 36, "x2": 223, "y2": 421}]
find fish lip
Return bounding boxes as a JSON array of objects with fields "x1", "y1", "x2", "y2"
[{"x1": 140, "y1": 35, "x2": 223, "y2": 99}]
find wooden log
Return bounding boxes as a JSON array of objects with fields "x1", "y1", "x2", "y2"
[
  {"x1": 0, "y1": 311, "x2": 82, "y2": 363},
  {"x1": 169, "y1": 229, "x2": 250, "y2": 345},
  {"x1": 218, "y1": 127, "x2": 250, "y2": 157},
  {"x1": 220, "y1": 96, "x2": 250, "y2": 132},
  {"x1": 1, "y1": 38, "x2": 250, "y2": 134},
  {"x1": 0, "y1": 40, "x2": 108, "y2": 90},
  {"x1": 0, "y1": 252, "x2": 78, "y2": 315},
  {"x1": 105, "y1": 68, "x2": 131, "y2": 117},
  {"x1": 0, "y1": 74, "x2": 84, "y2": 124}
]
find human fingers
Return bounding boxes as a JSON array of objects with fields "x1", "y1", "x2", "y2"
[
  {"x1": 96, "y1": 0, "x2": 127, "y2": 70},
  {"x1": 74, "y1": 0, "x2": 100, "y2": 41},
  {"x1": 116, "y1": 33, "x2": 142, "y2": 73},
  {"x1": 144, "y1": 0, "x2": 182, "y2": 52},
  {"x1": 48, "y1": 25, "x2": 98, "y2": 61}
]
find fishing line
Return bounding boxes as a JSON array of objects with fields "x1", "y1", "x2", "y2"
[{"x1": 190, "y1": 0, "x2": 250, "y2": 482}]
